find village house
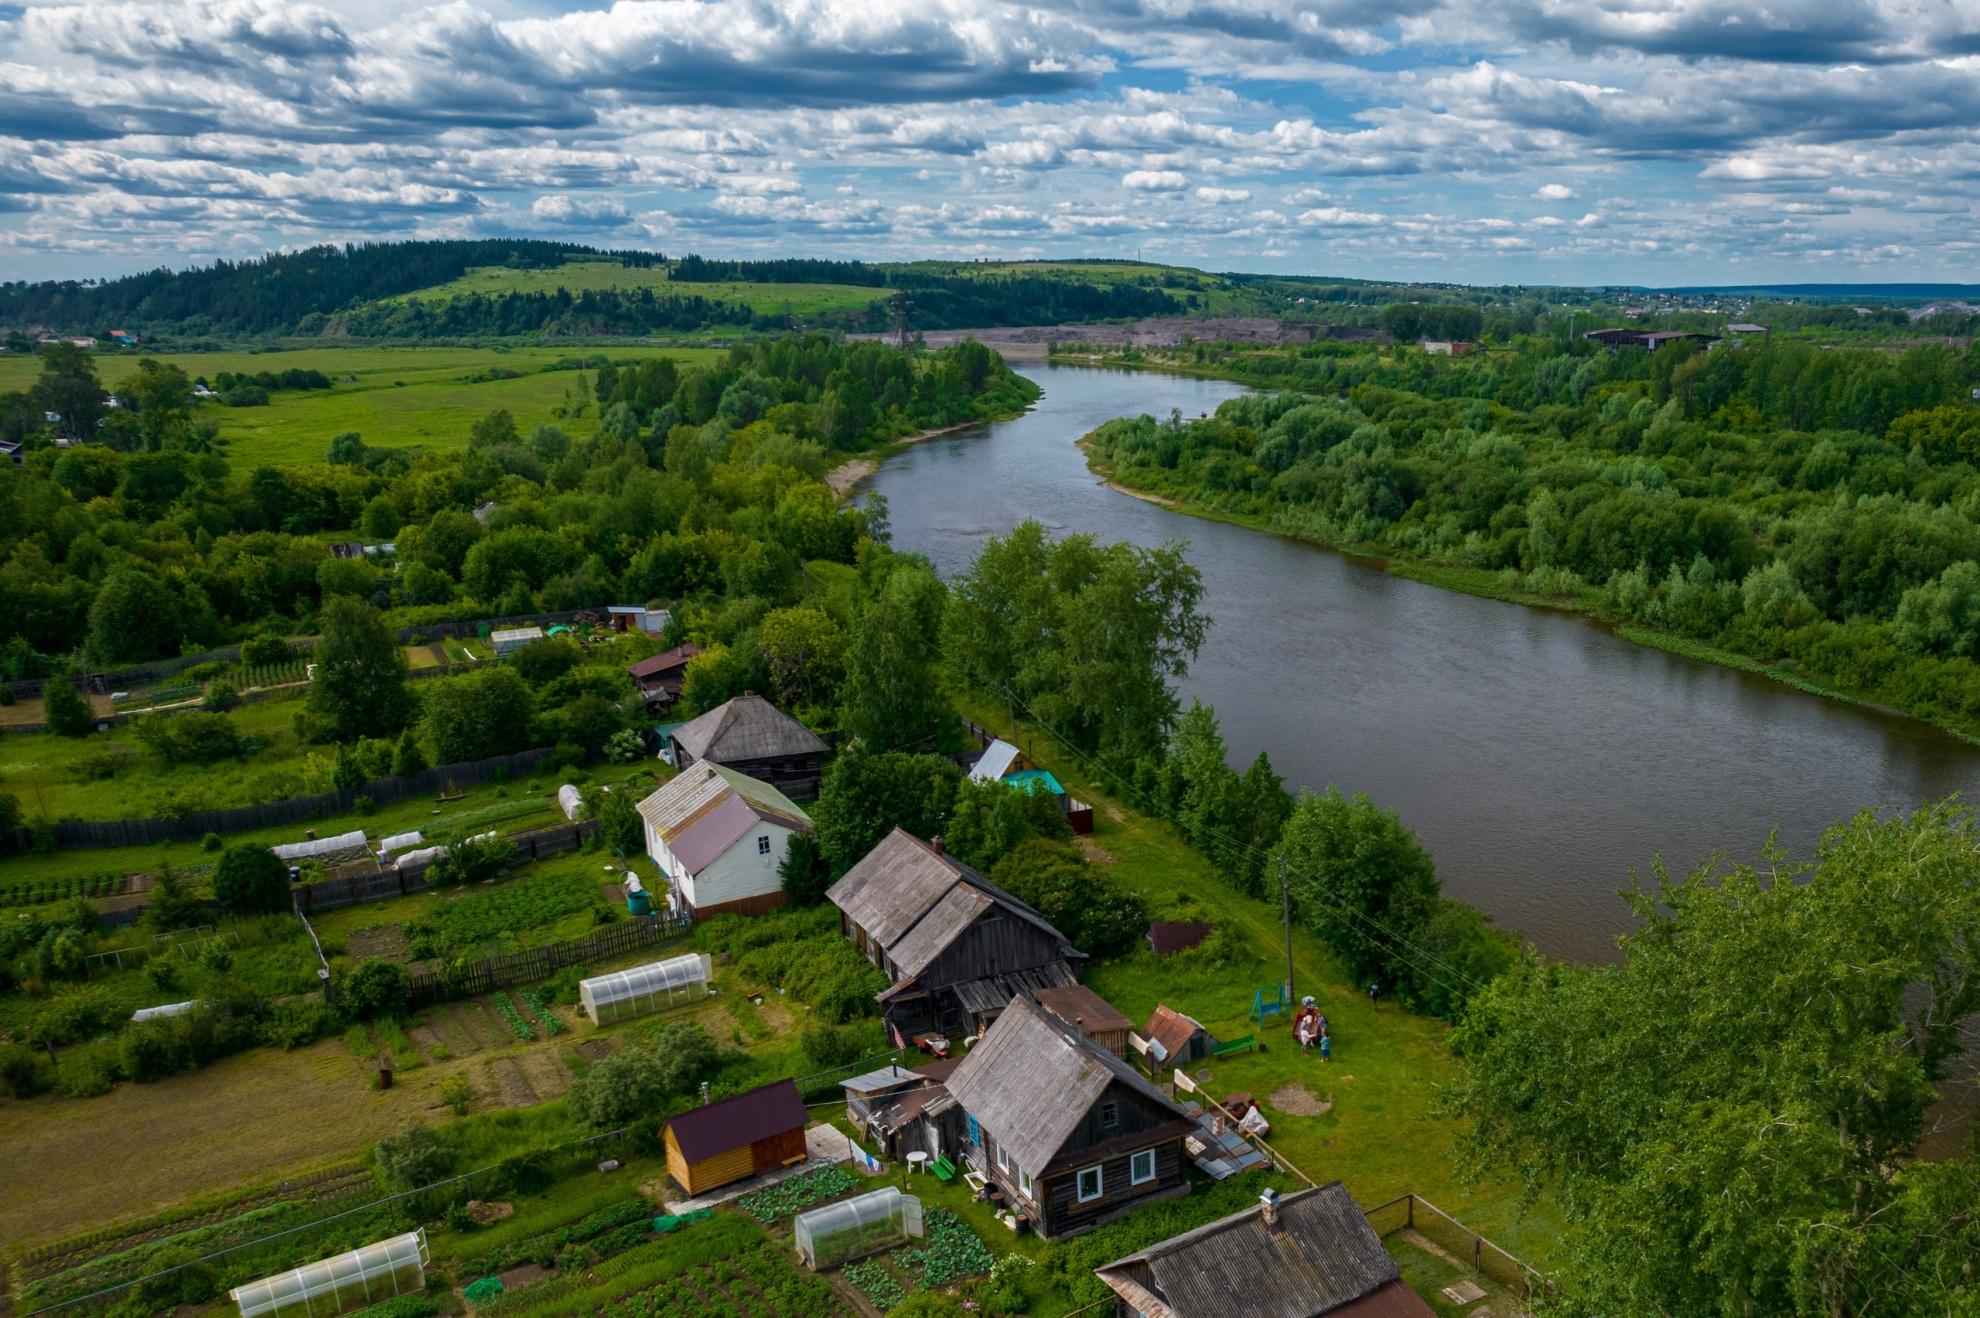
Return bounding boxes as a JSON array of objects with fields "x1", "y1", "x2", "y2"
[
  {"x1": 636, "y1": 762, "x2": 812, "y2": 918},
  {"x1": 827, "y1": 828, "x2": 1085, "y2": 1044},
  {"x1": 1093, "y1": 1182, "x2": 1436, "y2": 1317},
  {"x1": 945, "y1": 994, "x2": 1196, "y2": 1239},
  {"x1": 627, "y1": 642, "x2": 704, "y2": 710},
  {"x1": 661, "y1": 1079, "x2": 808, "y2": 1196},
  {"x1": 606, "y1": 604, "x2": 670, "y2": 636},
  {"x1": 667, "y1": 692, "x2": 828, "y2": 801}
]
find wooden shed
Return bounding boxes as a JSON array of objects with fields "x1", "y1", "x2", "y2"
[
  {"x1": 1033, "y1": 985, "x2": 1135, "y2": 1060},
  {"x1": 663, "y1": 1079, "x2": 809, "y2": 1195}
]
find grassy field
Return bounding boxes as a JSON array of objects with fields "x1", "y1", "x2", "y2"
[
  {"x1": 0, "y1": 345, "x2": 723, "y2": 467},
  {"x1": 389, "y1": 261, "x2": 886, "y2": 317}
]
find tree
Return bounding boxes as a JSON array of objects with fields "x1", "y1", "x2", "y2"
[
  {"x1": 332, "y1": 741, "x2": 365, "y2": 791},
  {"x1": 421, "y1": 667, "x2": 534, "y2": 764},
  {"x1": 307, "y1": 597, "x2": 409, "y2": 740},
  {"x1": 810, "y1": 748, "x2": 962, "y2": 873},
  {"x1": 341, "y1": 958, "x2": 412, "y2": 1020},
  {"x1": 210, "y1": 843, "x2": 290, "y2": 915},
  {"x1": 1275, "y1": 788, "x2": 1441, "y2": 995},
  {"x1": 373, "y1": 1122, "x2": 453, "y2": 1188},
  {"x1": 778, "y1": 831, "x2": 832, "y2": 905},
  {"x1": 391, "y1": 729, "x2": 428, "y2": 777},
  {"x1": 593, "y1": 786, "x2": 644, "y2": 858},
  {"x1": 1448, "y1": 801, "x2": 1980, "y2": 1317},
  {"x1": 85, "y1": 565, "x2": 186, "y2": 664},
  {"x1": 32, "y1": 343, "x2": 105, "y2": 441},
  {"x1": 143, "y1": 868, "x2": 207, "y2": 932},
  {"x1": 842, "y1": 560, "x2": 949, "y2": 749},
  {"x1": 1893, "y1": 559, "x2": 1980, "y2": 658},
  {"x1": 943, "y1": 778, "x2": 1070, "y2": 873},
  {"x1": 566, "y1": 1021, "x2": 722, "y2": 1128},
  {"x1": 42, "y1": 675, "x2": 92, "y2": 738},
  {"x1": 758, "y1": 606, "x2": 847, "y2": 708},
  {"x1": 989, "y1": 839, "x2": 1147, "y2": 957},
  {"x1": 427, "y1": 832, "x2": 518, "y2": 887},
  {"x1": 239, "y1": 632, "x2": 291, "y2": 668}
]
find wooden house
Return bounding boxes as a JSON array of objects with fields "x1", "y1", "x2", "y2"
[
  {"x1": 636, "y1": 762, "x2": 812, "y2": 919},
  {"x1": 841, "y1": 1063, "x2": 926, "y2": 1136},
  {"x1": 1140, "y1": 1004, "x2": 1213, "y2": 1068},
  {"x1": 662, "y1": 1079, "x2": 808, "y2": 1195},
  {"x1": 862, "y1": 1058, "x2": 967, "y2": 1163},
  {"x1": 668, "y1": 693, "x2": 828, "y2": 801},
  {"x1": 1033, "y1": 985, "x2": 1134, "y2": 1060},
  {"x1": 628, "y1": 642, "x2": 703, "y2": 709},
  {"x1": 1094, "y1": 1182, "x2": 1436, "y2": 1317},
  {"x1": 828, "y1": 829, "x2": 1085, "y2": 1043},
  {"x1": 946, "y1": 994, "x2": 1195, "y2": 1239}
]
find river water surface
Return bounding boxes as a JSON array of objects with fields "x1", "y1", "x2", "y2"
[{"x1": 862, "y1": 363, "x2": 1980, "y2": 965}]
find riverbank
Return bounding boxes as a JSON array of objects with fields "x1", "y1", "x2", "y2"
[{"x1": 825, "y1": 419, "x2": 984, "y2": 497}]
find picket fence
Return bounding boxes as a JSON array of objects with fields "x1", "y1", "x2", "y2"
[{"x1": 406, "y1": 910, "x2": 693, "y2": 1006}]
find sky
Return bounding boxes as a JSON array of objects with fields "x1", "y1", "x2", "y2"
[{"x1": 2, "y1": 0, "x2": 1978, "y2": 287}]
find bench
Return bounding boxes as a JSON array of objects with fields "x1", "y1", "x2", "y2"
[
  {"x1": 931, "y1": 1156, "x2": 958, "y2": 1182},
  {"x1": 1210, "y1": 1035, "x2": 1258, "y2": 1058}
]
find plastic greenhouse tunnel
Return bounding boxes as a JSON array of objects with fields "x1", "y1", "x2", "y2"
[
  {"x1": 229, "y1": 1230, "x2": 428, "y2": 1318},
  {"x1": 793, "y1": 1187, "x2": 923, "y2": 1270},
  {"x1": 578, "y1": 952, "x2": 713, "y2": 1025}
]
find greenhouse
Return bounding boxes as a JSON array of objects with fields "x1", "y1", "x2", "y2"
[
  {"x1": 579, "y1": 952, "x2": 714, "y2": 1024},
  {"x1": 272, "y1": 830, "x2": 370, "y2": 864},
  {"x1": 793, "y1": 1188, "x2": 923, "y2": 1270},
  {"x1": 230, "y1": 1230, "x2": 428, "y2": 1318}
]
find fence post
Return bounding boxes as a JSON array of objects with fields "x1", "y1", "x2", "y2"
[{"x1": 1406, "y1": 1194, "x2": 1414, "y2": 1230}]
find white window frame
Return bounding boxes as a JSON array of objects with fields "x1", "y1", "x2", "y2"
[
  {"x1": 1129, "y1": 1148, "x2": 1156, "y2": 1186},
  {"x1": 1018, "y1": 1167, "x2": 1033, "y2": 1200},
  {"x1": 996, "y1": 1142, "x2": 1010, "y2": 1173},
  {"x1": 1076, "y1": 1164, "x2": 1104, "y2": 1203}
]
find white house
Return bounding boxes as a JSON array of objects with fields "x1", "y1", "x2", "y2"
[{"x1": 636, "y1": 762, "x2": 813, "y2": 918}]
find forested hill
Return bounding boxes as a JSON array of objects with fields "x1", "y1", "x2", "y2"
[
  {"x1": 0, "y1": 241, "x2": 657, "y2": 337},
  {"x1": 0, "y1": 242, "x2": 1189, "y2": 340}
]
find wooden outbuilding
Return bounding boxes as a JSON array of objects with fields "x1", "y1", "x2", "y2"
[
  {"x1": 668, "y1": 692, "x2": 828, "y2": 801},
  {"x1": 628, "y1": 642, "x2": 703, "y2": 709},
  {"x1": 828, "y1": 829, "x2": 1085, "y2": 1042},
  {"x1": 945, "y1": 994, "x2": 1195, "y2": 1239},
  {"x1": 662, "y1": 1079, "x2": 808, "y2": 1195},
  {"x1": 1033, "y1": 985, "x2": 1134, "y2": 1060},
  {"x1": 1140, "y1": 1004, "x2": 1213, "y2": 1068},
  {"x1": 1094, "y1": 1182, "x2": 1436, "y2": 1317}
]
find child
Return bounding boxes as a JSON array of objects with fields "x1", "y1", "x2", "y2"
[{"x1": 1319, "y1": 1031, "x2": 1332, "y2": 1063}]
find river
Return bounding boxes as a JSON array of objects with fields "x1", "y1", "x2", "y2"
[{"x1": 860, "y1": 362, "x2": 1980, "y2": 966}]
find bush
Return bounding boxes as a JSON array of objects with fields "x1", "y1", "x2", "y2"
[
  {"x1": 603, "y1": 728, "x2": 645, "y2": 763},
  {"x1": 42, "y1": 676, "x2": 92, "y2": 737},
  {"x1": 52, "y1": 1049, "x2": 119, "y2": 1098},
  {"x1": 374, "y1": 1121, "x2": 454, "y2": 1189},
  {"x1": 211, "y1": 842, "x2": 290, "y2": 914},
  {"x1": 341, "y1": 958, "x2": 412, "y2": 1021},
  {"x1": 441, "y1": 1074, "x2": 474, "y2": 1116},
  {"x1": 240, "y1": 633, "x2": 291, "y2": 668},
  {"x1": 120, "y1": 1018, "x2": 193, "y2": 1083},
  {"x1": 0, "y1": 1043, "x2": 51, "y2": 1098},
  {"x1": 203, "y1": 679, "x2": 241, "y2": 712},
  {"x1": 201, "y1": 831, "x2": 223, "y2": 852},
  {"x1": 427, "y1": 832, "x2": 518, "y2": 887},
  {"x1": 261, "y1": 998, "x2": 339, "y2": 1049}
]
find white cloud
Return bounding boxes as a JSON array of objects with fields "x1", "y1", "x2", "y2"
[
  {"x1": 1122, "y1": 169, "x2": 1189, "y2": 190},
  {"x1": 1195, "y1": 186, "x2": 1251, "y2": 203},
  {"x1": 1534, "y1": 182, "x2": 1575, "y2": 199}
]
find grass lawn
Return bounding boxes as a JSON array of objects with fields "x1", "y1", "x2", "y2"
[
  {"x1": 0, "y1": 345, "x2": 722, "y2": 468},
  {"x1": 957, "y1": 696, "x2": 1559, "y2": 1270}
]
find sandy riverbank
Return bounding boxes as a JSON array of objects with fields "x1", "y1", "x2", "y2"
[{"x1": 824, "y1": 420, "x2": 985, "y2": 497}]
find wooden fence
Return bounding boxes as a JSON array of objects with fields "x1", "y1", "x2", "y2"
[
  {"x1": 406, "y1": 910, "x2": 693, "y2": 1005},
  {"x1": 294, "y1": 820, "x2": 598, "y2": 913},
  {"x1": 0, "y1": 747, "x2": 559, "y2": 854}
]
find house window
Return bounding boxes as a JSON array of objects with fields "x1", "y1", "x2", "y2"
[
  {"x1": 1100, "y1": 1099, "x2": 1119, "y2": 1128},
  {"x1": 1018, "y1": 1167, "x2": 1033, "y2": 1199},
  {"x1": 995, "y1": 1141, "x2": 1010, "y2": 1172},
  {"x1": 757, "y1": 835, "x2": 771, "y2": 855},
  {"x1": 1076, "y1": 1165, "x2": 1103, "y2": 1203},
  {"x1": 1130, "y1": 1148, "x2": 1156, "y2": 1186}
]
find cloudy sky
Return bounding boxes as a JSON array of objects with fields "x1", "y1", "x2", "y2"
[{"x1": 3, "y1": 0, "x2": 1977, "y2": 286}]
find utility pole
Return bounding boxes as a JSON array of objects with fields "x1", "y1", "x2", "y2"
[{"x1": 1280, "y1": 856, "x2": 1294, "y2": 1008}]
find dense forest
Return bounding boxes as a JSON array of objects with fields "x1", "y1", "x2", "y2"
[
  {"x1": 0, "y1": 242, "x2": 1189, "y2": 339},
  {"x1": 1089, "y1": 334, "x2": 1980, "y2": 733},
  {"x1": 0, "y1": 335, "x2": 1035, "y2": 668}
]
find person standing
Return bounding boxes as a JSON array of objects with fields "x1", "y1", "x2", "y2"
[
  {"x1": 1319, "y1": 1030, "x2": 1332, "y2": 1063},
  {"x1": 1367, "y1": 980, "x2": 1382, "y2": 1009}
]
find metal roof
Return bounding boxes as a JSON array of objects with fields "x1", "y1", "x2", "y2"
[
  {"x1": 671, "y1": 693, "x2": 827, "y2": 763},
  {"x1": 1143, "y1": 1004, "x2": 1208, "y2": 1061},
  {"x1": 1095, "y1": 1182, "x2": 1426, "y2": 1318},
  {"x1": 968, "y1": 739, "x2": 1021, "y2": 782},
  {"x1": 628, "y1": 643, "x2": 704, "y2": 680},
  {"x1": 943, "y1": 961, "x2": 1079, "y2": 1014},
  {"x1": 1147, "y1": 921, "x2": 1213, "y2": 956},
  {"x1": 943, "y1": 994, "x2": 1188, "y2": 1178},
  {"x1": 666, "y1": 1079, "x2": 806, "y2": 1163},
  {"x1": 636, "y1": 763, "x2": 811, "y2": 874},
  {"x1": 841, "y1": 1064, "x2": 925, "y2": 1098}
]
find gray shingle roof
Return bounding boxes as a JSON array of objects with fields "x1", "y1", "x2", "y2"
[
  {"x1": 944, "y1": 994, "x2": 1188, "y2": 1178},
  {"x1": 1095, "y1": 1182, "x2": 1414, "y2": 1318},
  {"x1": 671, "y1": 693, "x2": 827, "y2": 763},
  {"x1": 827, "y1": 830, "x2": 1081, "y2": 983}
]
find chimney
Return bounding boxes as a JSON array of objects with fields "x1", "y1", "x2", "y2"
[
  {"x1": 1075, "y1": 1016, "x2": 1086, "y2": 1037},
  {"x1": 930, "y1": 835, "x2": 945, "y2": 856},
  {"x1": 1260, "y1": 1188, "x2": 1281, "y2": 1231},
  {"x1": 699, "y1": 1081, "x2": 710, "y2": 1107}
]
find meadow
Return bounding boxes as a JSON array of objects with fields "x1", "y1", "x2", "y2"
[
  {"x1": 390, "y1": 260, "x2": 887, "y2": 318},
  {"x1": 0, "y1": 344, "x2": 723, "y2": 467}
]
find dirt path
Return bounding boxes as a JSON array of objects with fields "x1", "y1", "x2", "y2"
[{"x1": 483, "y1": 1057, "x2": 541, "y2": 1106}]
